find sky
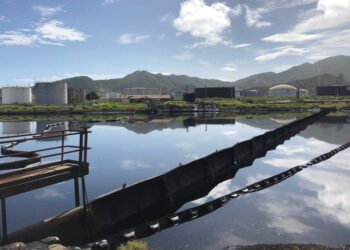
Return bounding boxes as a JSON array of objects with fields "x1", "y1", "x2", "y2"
[{"x1": 1, "y1": 0, "x2": 350, "y2": 85}]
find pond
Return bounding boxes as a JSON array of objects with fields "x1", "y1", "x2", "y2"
[{"x1": 1, "y1": 113, "x2": 350, "y2": 249}]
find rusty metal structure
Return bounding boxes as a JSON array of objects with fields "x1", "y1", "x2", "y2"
[
  {"x1": 0, "y1": 126, "x2": 90, "y2": 242},
  {"x1": 1, "y1": 109, "x2": 332, "y2": 246}
]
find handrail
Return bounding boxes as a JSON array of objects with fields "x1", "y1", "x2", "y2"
[
  {"x1": 0, "y1": 129, "x2": 88, "y2": 140},
  {"x1": 0, "y1": 131, "x2": 91, "y2": 144},
  {"x1": 0, "y1": 145, "x2": 90, "y2": 159}
]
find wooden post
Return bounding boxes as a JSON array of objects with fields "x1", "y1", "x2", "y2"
[{"x1": 1, "y1": 198, "x2": 7, "y2": 241}]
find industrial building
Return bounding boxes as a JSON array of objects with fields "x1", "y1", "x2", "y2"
[
  {"x1": 123, "y1": 88, "x2": 165, "y2": 96},
  {"x1": 106, "y1": 92, "x2": 122, "y2": 100},
  {"x1": 1, "y1": 86, "x2": 32, "y2": 104},
  {"x1": 68, "y1": 88, "x2": 86, "y2": 104},
  {"x1": 183, "y1": 93, "x2": 195, "y2": 102},
  {"x1": 316, "y1": 85, "x2": 350, "y2": 96},
  {"x1": 33, "y1": 82, "x2": 68, "y2": 105},
  {"x1": 240, "y1": 89, "x2": 259, "y2": 97},
  {"x1": 194, "y1": 87, "x2": 235, "y2": 99},
  {"x1": 269, "y1": 84, "x2": 309, "y2": 97},
  {"x1": 269, "y1": 84, "x2": 297, "y2": 97},
  {"x1": 122, "y1": 87, "x2": 171, "y2": 101}
]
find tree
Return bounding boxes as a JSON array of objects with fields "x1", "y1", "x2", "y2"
[{"x1": 86, "y1": 91, "x2": 100, "y2": 101}]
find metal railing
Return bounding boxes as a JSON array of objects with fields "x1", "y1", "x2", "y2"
[{"x1": 0, "y1": 125, "x2": 91, "y2": 242}]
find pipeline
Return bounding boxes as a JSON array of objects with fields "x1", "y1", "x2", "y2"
[{"x1": 3, "y1": 109, "x2": 332, "y2": 246}]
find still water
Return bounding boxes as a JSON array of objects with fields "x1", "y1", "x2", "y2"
[{"x1": 1, "y1": 114, "x2": 350, "y2": 249}]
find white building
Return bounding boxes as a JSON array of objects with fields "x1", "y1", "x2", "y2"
[{"x1": 269, "y1": 84, "x2": 298, "y2": 97}]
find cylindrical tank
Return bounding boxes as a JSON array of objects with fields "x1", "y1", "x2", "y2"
[
  {"x1": 1, "y1": 87, "x2": 32, "y2": 104},
  {"x1": 33, "y1": 82, "x2": 68, "y2": 105}
]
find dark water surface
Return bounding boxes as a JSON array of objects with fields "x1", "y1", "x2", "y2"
[{"x1": 1, "y1": 114, "x2": 350, "y2": 249}]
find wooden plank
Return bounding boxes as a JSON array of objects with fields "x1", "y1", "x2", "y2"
[
  {"x1": 0, "y1": 165, "x2": 73, "y2": 188},
  {"x1": 0, "y1": 168, "x2": 88, "y2": 198}
]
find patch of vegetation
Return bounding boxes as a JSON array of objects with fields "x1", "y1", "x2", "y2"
[{"x1": 117, "y1": 240, "x2": 148, "y2": 250}]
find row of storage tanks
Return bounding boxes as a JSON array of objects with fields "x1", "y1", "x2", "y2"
[{"x1": 1, "y1": 82, "x2": 85, "y2": 105}]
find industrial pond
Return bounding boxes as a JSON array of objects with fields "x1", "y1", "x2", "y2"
[{"x1": 1, "y1": 114, "x2": 350, "y2": 249}]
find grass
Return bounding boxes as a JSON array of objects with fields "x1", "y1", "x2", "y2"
[
  {"x1": 1, "y1": 96, "x2": 349, "y2": 114},
  {"x1": 117, "y1": 240, "x2": 148, "y2": 250}
]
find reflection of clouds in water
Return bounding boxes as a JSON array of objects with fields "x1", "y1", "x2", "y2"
[
  {"x1": 119, "y1": 159, "x2": 150, "y2": 170},
  {"x1": 35, "y1": 188, "x2": 66, "y2": 200},
  {"x1": 263, "y1": 157, "x2": 306, "y2": 168},
  {"x1": 275, "y1": 145, "x2": 305, "y2": 156},
  {"x1": 184, "y1": 153, "x2": 199, "y2": 160},
  {"x1": 260, "y1": 198, "x2": 315, "y2": 234},
  {"x1": 174, "y1": 142, "x2": 195, "y2": 152},
  {"x1": 275, "y1": 139, "x2": 330, "y2": 157},
  {"x1": 222, "y1": 130, "x2": 237, "y2": 139},
  {"x1": 300, "y1": 169, "x2": 350, "y2": 227},
  {"x1": 246, "y1": 173, "x2": 271, "y2": 185},
  {"x1": 191, "y1": 180, "x2": 239, "y2": 205}
]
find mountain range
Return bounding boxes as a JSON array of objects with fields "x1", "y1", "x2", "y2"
[{"x1": 46, "y1": 55, "x2": 350, "y2": 95}]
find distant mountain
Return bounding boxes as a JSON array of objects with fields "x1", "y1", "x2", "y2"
[
  {"x1": 233, "y1": 55, "x2": 350, "y2": 90},
  {"x1": 55, "y1": 70, "x2": 232, "y2": 93},
  {"x1": 44, "y1": 55, "x2": 350, "y2": 95}
]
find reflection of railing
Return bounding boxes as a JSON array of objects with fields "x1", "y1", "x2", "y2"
[{"x1": 0, "y1": 127, "x2": 90, "y2": 243}]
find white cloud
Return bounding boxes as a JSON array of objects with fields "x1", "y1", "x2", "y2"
[
  {"x1": 230, "y1": 43, "x2": 251, "y2": 48},
  {"x1": 174, "y1": 142, "x2": 195, "y2": 151},
  {"x1": 263, "y1": 33, "x2": 323, "y2": 43},
  {"x1": 263, "y1": 157, "x2": 306, "y2": 168},
  {"x1": 255, "y1": 46, "x2": 306, "y2": 62},
  {"x1": 293, "y1": 0, "x2": 350, "y2": 34},
  {"x1": 119, "y1": 159, "x2": 150, "y2": 170},
  {"x1": 117, "y1": 33, "x2": 149, "y2": 44},
  {"x1": 33, "y1": 5, "x2": 63, "y2": 17},
  {"x1": 221, "y1": 64, "x2": 237, "y2": 72},
  {"x1": 0, "y1": 31, "x2": 37, "y2": 46},
  {"x1": 244, "y1": 5, "x2": 271, "y2": 28},
  {"x1": 36, "y1": 20, "x2": 87, "y2": 42},
  {"x1": 300, "y1": 169, "x2": 350, "y2": 227},
  {"x1": 173, "y1": 51, "x2": 193, "y2": 60},
  {"x1": 35, "y1": 188, "x2": 66, "y2": 199},
  {"x1": 0, "y1": 16, "x2": 6, "y2": 22},
  {"x1": 173, "y1": 0, "x2": 232, "y2": 47},
  {"x1": 102, "y1": 0, "x2": 119, "y2": 5},
  {"x1": 261, "y1": 0, "x2": 350, "y2": 60}
]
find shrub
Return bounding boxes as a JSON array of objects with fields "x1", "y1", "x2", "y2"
[{"x1": 117, "y1": 240, "x2": 148, "y2": 250}]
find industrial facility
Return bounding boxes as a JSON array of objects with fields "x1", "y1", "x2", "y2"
[
  {"x1": 316, "y1": 85, "x2": 350, "y2": 96},
  {"x1": 268, "y1": 84, "x2": 308, "y2": 97},
  {"x1": 33, "y1": 82, "x2": 68, "y2": 105},
  {"x1": 194, "y1": 87, "x2": 235, "y2": 99},
  {"x1": 240, "y1": 89, "x2": 259, "y2": 97},
  {"x1": 122, "y1": 87, "x2": 171, "y2": 100},
  {"x1": 123, "y1": 88, "x2": 165, "y2": 96},
  {"x1": 68, "y1": 88, "x2": 86, "y2": 104},
  {"x1": 1, "y1": 86, "x2": 32, "y2": 104}
]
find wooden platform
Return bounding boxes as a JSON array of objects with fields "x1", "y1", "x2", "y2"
[{"x1": 0, "y1": 160, "x2": 89, "y2": 199}]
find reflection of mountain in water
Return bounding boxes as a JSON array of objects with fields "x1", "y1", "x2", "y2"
[
  {"x1": 239, "y1": 116, "x2": 350, "y2": 145},
  {"x1": 97, "y1": 117, "x2": 236, "y2": 134},
  {"x1": 300, "y1": 116, "x2": 350, "y2": 145},
  {"x1": 2, "y1": 122, "x2": 32, "y2": 135}
]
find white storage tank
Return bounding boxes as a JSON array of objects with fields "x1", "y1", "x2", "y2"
[
  {"x1": 33, "y1": 82, "x2": 68, "y2": 105},
  {"x1": 2, "y1": 87, "x2": 32, "y2": 104}
]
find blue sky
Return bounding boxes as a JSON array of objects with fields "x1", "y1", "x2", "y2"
[{"x1": 1, "y1": 0, "x2": 350, "y2": 85}]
